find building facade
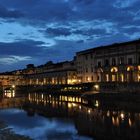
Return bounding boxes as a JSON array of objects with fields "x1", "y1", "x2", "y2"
[
  {"x1": 25, "y1": 70, "x2": 77, "y2": 85},
  {"x1": 76, "y1": 40, "x2": 140, "y2": 83},
  {"x1": 0, "y1": 74, "x2": 23, "y2": 86},
  {"x1": 24, "y1": 60, "x2": 78, "y2": 85}
]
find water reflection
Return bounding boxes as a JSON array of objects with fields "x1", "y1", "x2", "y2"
[
  {"x1": 28, "y1": 93, "x2": 88, "y2": 105},
  {"x1": 0, "y1": 92, "x2": 140, "y2": 140},
  {"x1": 0, "y1": 108, "x2": 90, "y2": 140},
  {"x1": 27, "y1": 93, "x2": 140, "y2": 140}
]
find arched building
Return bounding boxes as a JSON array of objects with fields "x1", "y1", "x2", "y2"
[{"x1": 76, "y1": 40, "x2": 140, "y2": 83}]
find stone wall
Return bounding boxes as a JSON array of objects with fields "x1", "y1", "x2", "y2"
[{"x1": 98, "y1": 82, "x2": 140, "y2": 93}]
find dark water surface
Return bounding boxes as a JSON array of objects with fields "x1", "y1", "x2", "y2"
[
  {"x1": 0, "y1": 108, "x2": 91, "y2": 140},
  {"x1": 0, "y1": 92, "x2": 140, "y2": 140}
]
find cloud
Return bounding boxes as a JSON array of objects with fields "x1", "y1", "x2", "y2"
[
  {"x1": 46, "y1": 27, "x2": 71, "y2": 37},
  {"x1": 113, "y1": 0, "x2": 138, "y2": 8},
  {"x1": 76, "y1": 40, "x2": 84, "y2": 43},
  {"x1": 0, "y1": 4, "x2": 23, "y2": 18},
  {"x1": 0, "y1": 0, "x2": 74, "y2": 21},
  {"x1": 73, "y1": 28, "x2": 107, "y2": 36},
  {"x1": 44, "y1": 25, "x2": 109, "y2": 40},
  {"x1": 122, "y1": 25, "x2": 140, "y2": 34},
  {"x1": 0, "y1": 0, "x2": 139, "y2": 29},
  {"x1": 74, "y1": 0, "x2": 95, "y2": 5},
  {"x1": 7, "y1": 32, "x2": 14, "y2": 35},
  {"x1": 125, "y1": 32, "x2": 140, "y2": 40},
  {"x1": 0, "y1": 39, "x2": 49, "y2": 71},
  {"x1": 0, "y1": 39, "x2": 45, "y2": 56},
  {"x1": 0, "y1": 55, "x2": 31, "y2": 65},
  {"x1": 43, "y1": 20, "x2": 117, "y2": 42},
  {"x1": 0, "y1": 39, "x2": 83, "y2": 71}
]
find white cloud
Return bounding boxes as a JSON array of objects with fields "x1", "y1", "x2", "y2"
[
  {"x1": 124, "y1": 32, "x2": 140, "y2": 39},
  {"x1": 0, "y1": 21, "x2": 56, "y2": 47},
  {"x1": 0, "y1": 55, "x2": 32, "y2": 65},
  {"x1": 45, "y1": 20, "x2": 118, "y2": 41}
]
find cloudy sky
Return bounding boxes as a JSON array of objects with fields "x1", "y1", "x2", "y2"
[{"x1": 0, "y1": 0, "x2": 140, "y2": 72}]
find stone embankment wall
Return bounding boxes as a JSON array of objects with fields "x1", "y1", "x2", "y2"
[{"x1": 98, "y1": 82, "x2": 140, "y2": 93}]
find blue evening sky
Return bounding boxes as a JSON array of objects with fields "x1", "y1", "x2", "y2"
[{"x1": 0, "y1": 0, "x2": 140, "y2": 72}]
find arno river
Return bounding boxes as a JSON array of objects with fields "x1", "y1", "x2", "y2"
[{"x1": 0, "y1": 91, "x2": 140, "y2": 140}]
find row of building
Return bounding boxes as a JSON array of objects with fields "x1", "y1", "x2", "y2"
[{"x1": 0, "y1": 39, "x2": 140, "y2": 87}]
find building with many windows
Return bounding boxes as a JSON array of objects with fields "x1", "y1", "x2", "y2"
[
  {"x1": 24, "y1": 60, "x2": 78, "y2": 85},
  {"x1": 76, "y1": 39, "x2": 140, "y2": 83},
  {"x1": 0, "y1": 73, "x2": 23, "y2": 86}
]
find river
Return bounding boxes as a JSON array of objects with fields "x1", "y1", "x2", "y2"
[{"x1": 0, "y1": 92, "x2": 140, "y2": 140}]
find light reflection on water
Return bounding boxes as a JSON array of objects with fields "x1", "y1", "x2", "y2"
[{"x1": 0, "y1": 92, "x2": 140, "y2": 140}]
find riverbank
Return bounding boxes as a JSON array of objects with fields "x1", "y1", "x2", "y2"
[
  {"x1": 85, "y1": 92, "x2": 140, "y2": 102},
  {"x1": 14, "y1": 84, "x2": 140, "y2": 102},
  {"x1": 14, "y1": 83, "x2": 93, "y2": 94}
]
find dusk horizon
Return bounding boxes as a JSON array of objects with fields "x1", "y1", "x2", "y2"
[{"x1": 1, "y1": 38, "x2": 139, "y2": 73}]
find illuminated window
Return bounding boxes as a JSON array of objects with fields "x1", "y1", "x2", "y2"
[
  {"x1": 36, "y1": 79, "x2": 39, "y2": 84},
  {"x1": 52, "y1": 77, "x2": 55, "y2": 84},
  {"x1": 106, "y1": 74, "x2": 109, "y2": 82},
  {"x1": 43, "y1": 78, "x2": 46, "y2": 84},
  {"x1": 127, "y1": 67, "x2": 130, "y2": 71},
  {"x1": 120, "y1": 74, "x2": 124, "y2": 82},
  {"x1": 138, "y1": 66, "x2": 140, "y2": 71},
  {"x1": 86, "y1": 77, "x2": 90, "y2": 82},
  {"x1": 127, "y1": 66, "x2": 134, "y2": 72},
  {"x1": 138, "y1": 74, "x2": 140, "y2": 82},
  {"x1": 29, "y1": 79, "x2": 32, "y2": 85},
  {"x1": 111, "y1": 67, "x2": 118, "y2": 72},
  {"x1": 112, "y1": 75, "x2": 116, "y2": 82},
  {"x1": 78, "y1": 79, "x2": 81, "y2": 83},
  {"x1": 119, "y1": 57, "x2": 124, "y2": 65}
]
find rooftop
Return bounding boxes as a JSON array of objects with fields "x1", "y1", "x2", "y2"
[{"x1": 77, "y1": 39, "x2": 140, "y2": 55}]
